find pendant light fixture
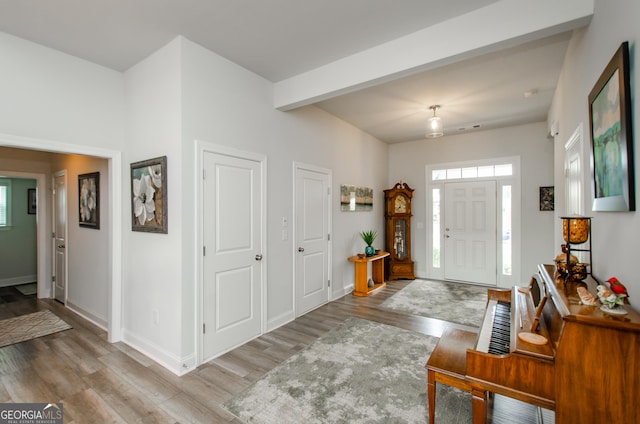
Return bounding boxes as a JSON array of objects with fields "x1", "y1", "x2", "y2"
[{"x1": 426, "y1": 105, "x2": 443, "y2": 138}]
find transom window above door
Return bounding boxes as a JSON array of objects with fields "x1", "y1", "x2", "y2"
[{"x1": 431, "y1": 164, "x2": 513, "y2": 181}]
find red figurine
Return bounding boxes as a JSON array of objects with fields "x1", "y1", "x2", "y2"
[{"x1": 607, "y1": 277, "x2": 629, "y2": 297}]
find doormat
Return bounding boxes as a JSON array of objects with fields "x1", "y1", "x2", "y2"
[
  {"x1": 380, "y1": 279, "x2": 488, "y2": 327},
  {"x1": 15, "y1": 283, "x2": 37, "y2": 296},
  {"x1": 0, "y1": 310, "x2": 72, "y2": 348}
]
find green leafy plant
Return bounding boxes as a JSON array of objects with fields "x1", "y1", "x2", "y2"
[{"x1": 359, "y1": 230, "x2": 377, "y2": 246}]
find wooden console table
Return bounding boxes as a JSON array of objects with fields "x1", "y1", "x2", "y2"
[{"x1": 348, "y1": 251, "x2": 389, "y2": 296}]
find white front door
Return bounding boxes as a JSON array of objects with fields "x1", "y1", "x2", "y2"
[
  {"x1": 295, "y1": 164, "x2": 330, "y2": 316},
  {"x1": 444, "y1": 180, "x2": 497, "y2": 285},
  {"x1": 53, "y1": 172, "x2": 67, "y2": 303},
  {"x1": 202, "y1": 151, "x2": 263, "y2": 361}
]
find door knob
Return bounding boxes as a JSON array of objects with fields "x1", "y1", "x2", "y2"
[
  {"x1": 57, "y1": 244, "x2": 65, "y2": 248},
  {"x1": 255, "y1": 254, "x2": 263, "y2": 261},
  {"x1": 298, "y1": 247, "x2": 305, "y2": 252}
]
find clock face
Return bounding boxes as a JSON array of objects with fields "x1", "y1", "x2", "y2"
[{"x1": 394, "y1": 195, "x2": 407, "y2": 213}]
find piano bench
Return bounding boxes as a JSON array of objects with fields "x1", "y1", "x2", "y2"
[{"x1": 425, "y1": 327, "x2": 480, "y2": 424}]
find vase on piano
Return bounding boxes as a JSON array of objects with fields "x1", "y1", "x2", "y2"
[{"x1": 561, "y1": 216, "x2": 589, "y2": 244}]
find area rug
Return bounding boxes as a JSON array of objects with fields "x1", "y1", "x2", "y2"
[
  {"x1": 380, "y1": 280, "x2": 488, "y2": 327},
  {"x1": 0, "y1": 310, "x2": 72, "y2": 348},
  {"x1": 224, "y1": 317, "x2": 471, "y2": 424},
  {"x1": 15, "y1": 283, "x2": 37, "y2": 296}
]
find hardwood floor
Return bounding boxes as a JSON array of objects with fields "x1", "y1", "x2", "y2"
[{"x1": 0, "y1": 281, "x2": 549, "y2": 423}]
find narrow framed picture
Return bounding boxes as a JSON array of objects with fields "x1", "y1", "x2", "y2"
[
  {"x1": 588, "y1": 41, "x2": 635, "y2": 211},
  {"x1": 131, "y1": 156, "x2": 167, "y2": 233},
  {"x1": 78, "y1": 172, "x2": 100, "y2": 229},
  {"x1": 27, "y1": 188, "x2": 37, "y2": 214},
  {"x1": 539, "y1": 186, "x2": 554, "y2": 211}
]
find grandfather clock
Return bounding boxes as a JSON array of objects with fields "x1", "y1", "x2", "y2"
[{"x1": 384, "y1": 182, "x2": 415, "y2": 280}]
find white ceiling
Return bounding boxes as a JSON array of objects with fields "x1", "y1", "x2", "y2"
[{"x1": 0, "y1": 0, "x2": 586, "y2": 143}]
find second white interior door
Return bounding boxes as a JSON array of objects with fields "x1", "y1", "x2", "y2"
[{"x1": 295, "y1": 165, "x2": 330, "y2": 316}]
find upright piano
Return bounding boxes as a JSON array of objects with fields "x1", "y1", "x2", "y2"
[{"x1": 465, "y1": 264, "x2": 640, "y2": 423}]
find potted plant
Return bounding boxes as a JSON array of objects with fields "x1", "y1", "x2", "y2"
[{"x1": 359, "y1": 230, "x2": 377, "y2": 257}]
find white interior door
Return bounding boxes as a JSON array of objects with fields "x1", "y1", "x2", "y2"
[
  {"x1": 444, "y1": 180, "x2": 497, "y2": 285},
  {"x1": 202, "y1": 151, "x2": 263, "y2": 361},
  {"x1": 53, "y1": 172, "x2": 67, "y2": 303},
  {"x1": 295, "y1": 165, "x2": 330, "y2": 316}
]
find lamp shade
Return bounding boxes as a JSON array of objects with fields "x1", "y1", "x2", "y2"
[{"x1": 426, "y1": 105, "x2": 443, "y2": 138}]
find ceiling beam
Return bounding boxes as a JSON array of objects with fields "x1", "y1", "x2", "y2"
[{"x1": 273, "y1": 0, "x2": 593, "y2": 111}]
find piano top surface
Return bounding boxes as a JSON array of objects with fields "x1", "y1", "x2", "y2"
[{"x1": 540, "y1": 264, "x2": 640, "y2": 332}]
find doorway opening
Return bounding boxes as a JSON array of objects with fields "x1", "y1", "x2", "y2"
[{"x1": 0, "y1": 133, "x2": 122, "y2": 342}]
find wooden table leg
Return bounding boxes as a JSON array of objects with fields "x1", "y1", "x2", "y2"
[
  {"x1": 471, "y1": 387, "x2": 486, "y2": 424},
  {"x1": 371, "y1": 257, "x2": 384, "y2": 284},
  {"x1": 427, "y1": 369, "x2": 436, "y2": 424}
]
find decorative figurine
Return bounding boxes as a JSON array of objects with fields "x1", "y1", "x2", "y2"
[{"x1": 607, "y1": 277, "x2": 629, "y2": 297}]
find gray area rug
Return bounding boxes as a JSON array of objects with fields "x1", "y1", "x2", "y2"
[
  {"x1": 224, "y1": 317, "x2": 470, "y2": 424},
  {"x1": 380, "y1": 280, "x2": 488, "y2": 327},
  {"x1": 0, "y1": 310, "x2": 72, "y2": 348}
]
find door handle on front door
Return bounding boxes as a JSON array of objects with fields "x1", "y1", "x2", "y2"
[
  {"x1": 298, "y1": 247, "x2": 304, "y2": 252},
  {"x1": 57, "y1": 244, "x2": 65, "y2": 248},
  {"x1": 255, "y1": 254, "x2": 263, "y2": 261}
]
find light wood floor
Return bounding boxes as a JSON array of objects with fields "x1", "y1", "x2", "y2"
[{"x1": 0, "y1": 281, "x2": 549, "y2": 423}]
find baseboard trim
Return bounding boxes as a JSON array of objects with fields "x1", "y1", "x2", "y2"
[
  {"x1": 0, "y1": 275, "x2": 37, "y2": 288},
  {"x1": 66, "y1": 301, "x2": 108, "y2": 331},
  {"x1": 122, "y1": 329, "x2": 195, "y2": 376},
  {"x1": 267, "y1": 310, "x2": 294, "y2": 332}
]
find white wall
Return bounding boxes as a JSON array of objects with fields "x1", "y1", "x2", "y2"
[
  {"x1": 118, "y1": 37, "x2": 389, "y2": 371},
  {"x1": 0, "y1": 33, "x2": 124, "y2": 326},
  {"x1": 388, "y1": 121, "x2": 555, "y2": 284},
  {"x1": 180, "y1": 37, "x2": 388, "y2": 335},
  {"x1": 49, "y1": 154, "x2": 110, "y2": 328},
  {"x1": 548, "y1": 0, "x2": 640, "y2": 304},
  {"x1": 122, "y1": 38, "x2": 186, "y2": 369},
  {"x1": 0, "y1": 32, "x2": 125, "y2": 148}
]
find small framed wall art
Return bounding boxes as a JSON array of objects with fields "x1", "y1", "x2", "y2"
[
  {"x1": 78, "y1": 172, "x2": 100, "y2": 229},
  {"x1": 539, "y1": 186, "x2": 554, "y2": 211},
  {"x1": 131, "y1": 156, "x2": 167, "y2": 233},
  {"x1": 340, "y1": 184, "x2": 373, "y2": 212}
]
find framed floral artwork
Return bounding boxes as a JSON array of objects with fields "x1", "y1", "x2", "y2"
[
  {"x1": 130, "y1": 156, "x2": 167, "y2": 233},
  {"x1": 78, "y1": 172, "x2": 99, "y2": 229},
  {"x1": 588, "y1": 41, "x2": 635, "y2": 211}
]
